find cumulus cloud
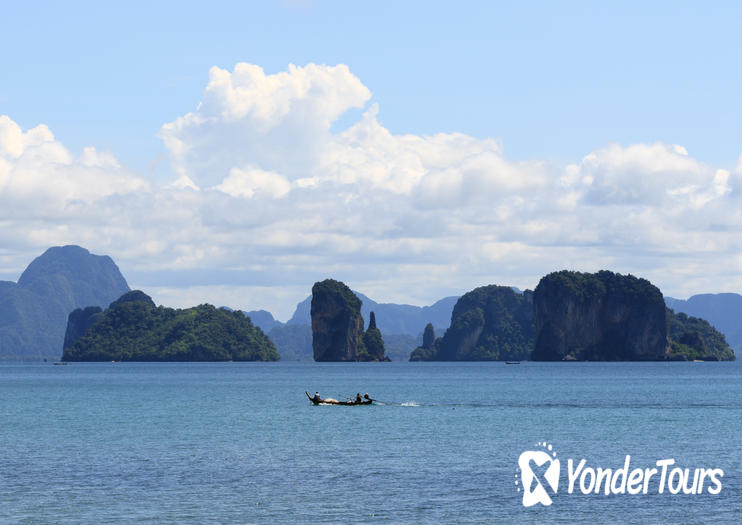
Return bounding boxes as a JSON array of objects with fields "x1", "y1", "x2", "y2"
[
  {"x1": 565, "y1": 142, "x2": 730, "y2": 207},
  {"x1": 3, "y1": 63, "x2": 742, "y2": 319},
  {"x1": 216, "y1": 166, "x2": 291, "y2": 199},
  {"x1": 159, "y1": 63, "x2": 371, "y2": 186},
  {"x1": 0, "y1": 115, "x2": 147, "y2": 212}
]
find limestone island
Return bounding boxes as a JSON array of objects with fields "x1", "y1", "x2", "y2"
[
  {"x1": 61, "y1": 291, "x2": 279, "y2": 361},
  {"x1": 410, "y1": 285, "x2": 533, "y2": 361},
  {"x1": 311, "y1": 279, "x2": 389, "y2": 361},
  {"x1": 411, "y1": 270, "x2": 734, "y2": 362}
]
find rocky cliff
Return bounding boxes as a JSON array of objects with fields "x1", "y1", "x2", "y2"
[
  {"x1": 532, "y1": 270, "x2": 667, "y2": 361},
  {"x1": 411, "y1": 285, "x2": 534, "y2": 361},
  {"x1": 289, "y1": 290, "x2": 456, "y2": 337},
  {"x1": 311, "y1": 279, "x2": 386, "y2": 361}
]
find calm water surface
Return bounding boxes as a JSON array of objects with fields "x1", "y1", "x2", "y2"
[{"x1": 1, "y1": 362, "x2": 740, "y2": 523}]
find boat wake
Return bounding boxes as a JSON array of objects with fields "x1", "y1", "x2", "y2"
[{"x1": 399, "y1": 401, "x2": 420, "y2": 407}]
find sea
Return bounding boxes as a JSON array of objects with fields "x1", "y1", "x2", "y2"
[{"x1": 1, "y1": 361, "x2": 741, "y2": 524}]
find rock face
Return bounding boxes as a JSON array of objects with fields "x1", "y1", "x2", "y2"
[
  {"x1": 0, "y1": 245, "x2": 130, "y2": 360},
  {"x1": 532, "y1": 270, "x2": 667, "y2": 361},
  {"x1": 289, "y1": 291, "x2": 456, "y2": 337},
  {"x1": 311, "y1": 279, "x2": 386, "y2": 361},
  {"x1": 311, "y1": 279, "x2": 366, "y2": 361},
  {"x1": 62, "y1": 291, "x2": 279, "y2": 362},
  {"x1": 412, "y1": 285, "x2": 534, "y2": 361}
]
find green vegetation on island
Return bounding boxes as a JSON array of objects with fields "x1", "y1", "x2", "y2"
[
  {"x1": 667, "y1": 309, "x2": 735, "y2": 361},
  {"x1": 665, "y1": 293, "x2": 742, "y2": 353},
  {"x1": 409, "y1": 271, "x2": 735, "y2": 362},
  {"x1": 410, "y1": 286, "x2": 534, "y2": 361},
  {"x1": 62, "y1": 291, "x2": 279, "y2": 362}
]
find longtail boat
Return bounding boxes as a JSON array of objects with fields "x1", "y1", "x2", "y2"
[{"x1": 305, "y1": 391, "x2": 373, "y2": 406}]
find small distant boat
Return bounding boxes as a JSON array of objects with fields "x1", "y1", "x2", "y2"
[
  {"x1": 305, "y1": 391, "x2": 373, "y2": 406},
  {"x1": 505, "y1": 361, "x2": 520, "y2": 365},
  {"x1": 692, "y1": 359, "x2": 704, "y2": 363},
  {"x1": 53, "y1": 362, "x2": 68, "y2": 366}
]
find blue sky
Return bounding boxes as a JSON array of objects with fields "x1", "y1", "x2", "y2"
[
  {"x1": 2, "y1": 1, "x2": 742, "y2": 319},
  {"x1": 5, "y1": 1, "x2": 742, "y2": 167}
]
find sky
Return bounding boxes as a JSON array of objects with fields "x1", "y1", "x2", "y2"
[{"x1": 2, "y1": 1, "x2": 742, "y2": 320}]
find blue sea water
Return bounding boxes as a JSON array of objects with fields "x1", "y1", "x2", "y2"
[{"x1": 1, "y1": 361, "x2": 741, "y2": 524}]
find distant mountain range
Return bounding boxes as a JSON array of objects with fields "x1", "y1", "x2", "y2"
[
  {"x1": 665, "y1": 294, "x2": 742, "y2": 352},
  {"x1": 242, "y1": 309, "x2": 285, "y2": 332},
  {"x1": 0, "y1": 246, "x2": 130, "y2": 360}
]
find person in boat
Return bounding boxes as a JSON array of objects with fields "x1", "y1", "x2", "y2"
[
  {"x1": 354, "y1": 393, "x2": 362, "y2": 404},
  {"x1": 312, "y1": 392, "x2": 322, "y2": 403},
  {"x1": 363, "y1": 393, "x2": 373, "y2": 402}
]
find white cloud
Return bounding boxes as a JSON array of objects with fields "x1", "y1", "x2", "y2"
[
  {"x1": 215, "y1": 166, "x2": 291, "y2": 199},
  {"x1": 566, "y1": 142, "x2": 725, "y2": 207},
  {"x1": 168, "y1": 175, "x2": 200, "y2": 191},
  {"x1": 159, "y1": 63, "x2": 371, "y2": 186},
  {"x1": 0, "y1": 115, "x2": 147, "y2": 210},
  {"x1": 3, "y1": 63, "x2": 742, "y2": 317},
  {"x1": 159, "y1": 63, "x2": 546, "y2": 205},
  {"x1": 0, "y1": 115, "x2": 56, "y2": 158}
]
